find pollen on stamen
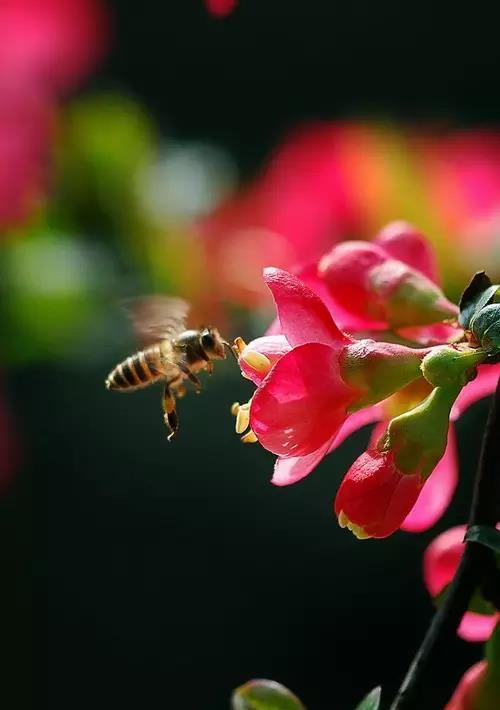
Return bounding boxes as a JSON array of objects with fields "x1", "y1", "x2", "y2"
[
  {"x1": 240, "y1": 430, "x2": 258, "y2": 444},
  {"x1": 338, "y1": 511, "x2": 371, "y2": 540},
  {"x1": 235, "y1": 407, "x2": 250, "y2": 434},
  {"x1": 241, "y1": 349, "x2": 272, "y2": 374},
  {"x1": 338, "y1": 510, "x2": 349, "y2": 528},
  {"x1": 231, "y1": 401, "x2": 240, "y2": 416},
  {"x1": 233, "y1": 336, "x2": 247, "y2": 355}
]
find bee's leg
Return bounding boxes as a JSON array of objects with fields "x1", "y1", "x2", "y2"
[
  {"x1": 162, "y1": 384, "x2": 178, "y2": 441},
  {"x1": 173, "y1": 383, "x2": 187, "y2": 398},
  {"x1": 178, "y1": 362, "x2": 202, "y2": 392},
  {"x1": 205, "y1": 361, "x2": 214, "y2": 375},
  {"x1": 170, "y1": 375, "x2": 187, "y2": 399}
]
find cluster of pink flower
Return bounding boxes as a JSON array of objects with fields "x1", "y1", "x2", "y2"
[
  {"x1": 0, "y1": 0, "x2": 109, "y2": 230},
  {"x1": 231, "y1": 220, "x2": 500, "y2": 708},
  {"x1": 231, "y1": 221, "x2": 500, "y2": 539}
]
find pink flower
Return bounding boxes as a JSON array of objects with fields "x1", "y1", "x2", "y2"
[
  {"x1": 334, "y1": 447, "x2": 424, "y2": 539},
  {"x1": 0, "y1": 81, "x2": 54, "y2": 230},
  {"x1": 233, "y1": 267, "x2": 433, "y2": 486},
  {"x1": 445, "y1": 661, "x2": 489, "y2": 710},
  {"x1": 205, "y1": 0, "x2": 238, "y2": 17},
  {"x1": 424, "y1": 526, "x2": 499, "y2": 642},
  {"x1": 0, "y1": 0, "x2": 109, "y2": 95},
  {"x1": 246, "y1": 268, "x2": 355, "y2": 465}
]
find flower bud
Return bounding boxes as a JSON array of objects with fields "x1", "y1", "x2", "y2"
[
  {"x1": 382, "y1": 384, "x2": 462, "y2": 478},
  {"x1": 421, "y1": 346, "x2": 487, "y2": 388},
  {"x1": 340, "y1": 339, "x2": 429, "y2": 409},
  {"x1": 334, "y1": 448, "x2": 423, "y2": 539},
  {"x1": 318, "y1": 241, "x2": 458, "y2": 329}
]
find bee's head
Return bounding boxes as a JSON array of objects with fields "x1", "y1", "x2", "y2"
[{"x1": 200, "y1": 327, "x2": 227, "y2": 359}]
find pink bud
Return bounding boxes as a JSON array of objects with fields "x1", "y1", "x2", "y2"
[
  {"x1": 334, "y1": 448, "x2": 423, "y2": 539},
  {"x1": 318, "y1": 241, "x2": 458, "y2": 329}
]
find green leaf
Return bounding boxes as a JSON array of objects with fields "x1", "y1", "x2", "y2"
[
  {"x1": 354, "y1": 686, "x2": 382, "y2": 710},
  {"x1": 459, "y1": 271, "x2": 499, "y2": 328},
  {"x1": 465, "y1": 525, "x2": 500, "y2": 553},
  {"x1": 231, "y1": 679, "x2": 306, "y2": 710}
]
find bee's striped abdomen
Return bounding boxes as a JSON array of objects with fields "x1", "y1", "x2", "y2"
[{"x1": 106, "y1": 345, "x2": 162, "y2": 391}]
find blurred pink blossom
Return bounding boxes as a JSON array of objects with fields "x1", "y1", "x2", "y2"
[
  {"x1": 205, "y1": 0, "x2": 237, "y2": 17},
  {"x1": 0, "y1": 0, "x2": 109, "y2": 230},
  {"x1": 424, "y1": 526, "x2": 499, "y2": 642},
  {"x1": 0, "y1": 82, "x2": 54, "y2": 230},
  {"x1": 0, "y1": 379, "x2": 20, "y2": 495},
  {"x1": 0, "y1": 0, "x2": 109, "y2": 95}
]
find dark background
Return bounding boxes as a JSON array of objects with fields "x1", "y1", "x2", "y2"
[{"x1": 3, "y1": 1, "x2": 500, "y2": 708}]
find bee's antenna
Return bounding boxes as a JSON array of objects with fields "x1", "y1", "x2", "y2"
[{"x1": 223, "y1": 341, "x2": 239, "y2": 362}]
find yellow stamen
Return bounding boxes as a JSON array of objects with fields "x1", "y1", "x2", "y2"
[
  {"x1": 231, "y1": 402, "x2": 240, "y2": 416},
  {"x1": 337, "y1": 510, "x2": 372, "y2": 540},
  {"x1": 347, "y1": 523, "x2": 372, "y2": 540},
  {"x1": 233, "y1": 337, "x2": 247, "y2": 355},
  {"x1": 240, "y1": 430, "x2": 258, "y2": 444},
  {"x1": 338, "y1": 510, "x2": 349, "y2": 528},
  {"x1": 235, "y1": 407, "x2": 250, "y2": 434},
  {"x1": 241, "y1": 349, "x2": 272, "y2": 374}
]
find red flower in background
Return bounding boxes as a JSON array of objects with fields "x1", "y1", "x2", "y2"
[
  {"x1": 0, "y1": 0, "x2": 109, "y2": 230},
  {"x1": 424, "y1": 526, "x2": 499, "y2": 642},
  {"x1": 197, "y1": 123, "x2": 366, "y2": 306},
  {"x1": 445, "y1": 661, "x2": 489, "y2": 710},
  {"x1": 0, "y1": 379, "x2": 21, "y2": 495},
  {"x1": 197, "y1": 123, "x2": 500, "y2": 312},
  {"x1": 0, "y1": 82, "x2": 54, "y2": 230},
  {"x1": 205, "y1": 0, "x2": 238, "y2": 17},
  {"x1": 0, "y1": 0, "x2": 109, "y2": 95}
]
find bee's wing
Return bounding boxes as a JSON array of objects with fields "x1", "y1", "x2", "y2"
[{"x1": 123, "y1": 296, "x2": 190, "y2": 345}]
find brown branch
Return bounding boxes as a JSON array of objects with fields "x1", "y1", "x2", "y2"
[{"x1": 389, "y1": 374, "x2": 500, "y2": 710}]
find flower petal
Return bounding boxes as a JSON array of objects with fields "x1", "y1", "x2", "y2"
[
  {"x1": 263, "y1": 267, "x2": 349, "y2": 347},
  {"x1": 423, "y1": 525, "x2": 466, "y2": 597},
  {"x1": 239, "y1": 335, "x2": 291, "y2": 385},
  {"x1": 457, "y1": 612, "x2": 499, "y2": 642},
  {"x1": 397, "y1": 322, "x2": 462, "y2": 347},
  {"x1": 444, "y1": 660, "x2": 488, "y2": 709},
  {"x1": 401, "y1": 426, "x2": 458, "y2": 532},
  {"x1": 374, "y1": 221, "x2": 440, "y2": 283},
  {"x1": 271, "y1": 436, "x2": 336, "y2": 487},
  {"x1": 250, "y1": 343, "x2": 355, "y2": 457},
  {"x1": 329, "y1": 404, "x2": 384, "y2": 452},
  {"x1": 452, "y1": 363, "x2": 500, "y2": 419},
  {"x1": 297, "y1": 263, "x2": 379, "y2": 333}
]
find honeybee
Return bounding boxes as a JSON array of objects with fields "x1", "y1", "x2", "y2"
[{"x1": 105, "y1": 296, "x2": 234, "y2": 440}]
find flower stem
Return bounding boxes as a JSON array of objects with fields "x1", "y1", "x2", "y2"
[{"x1": 389, "y1": 375, "x2": 500, "y2": 710}]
